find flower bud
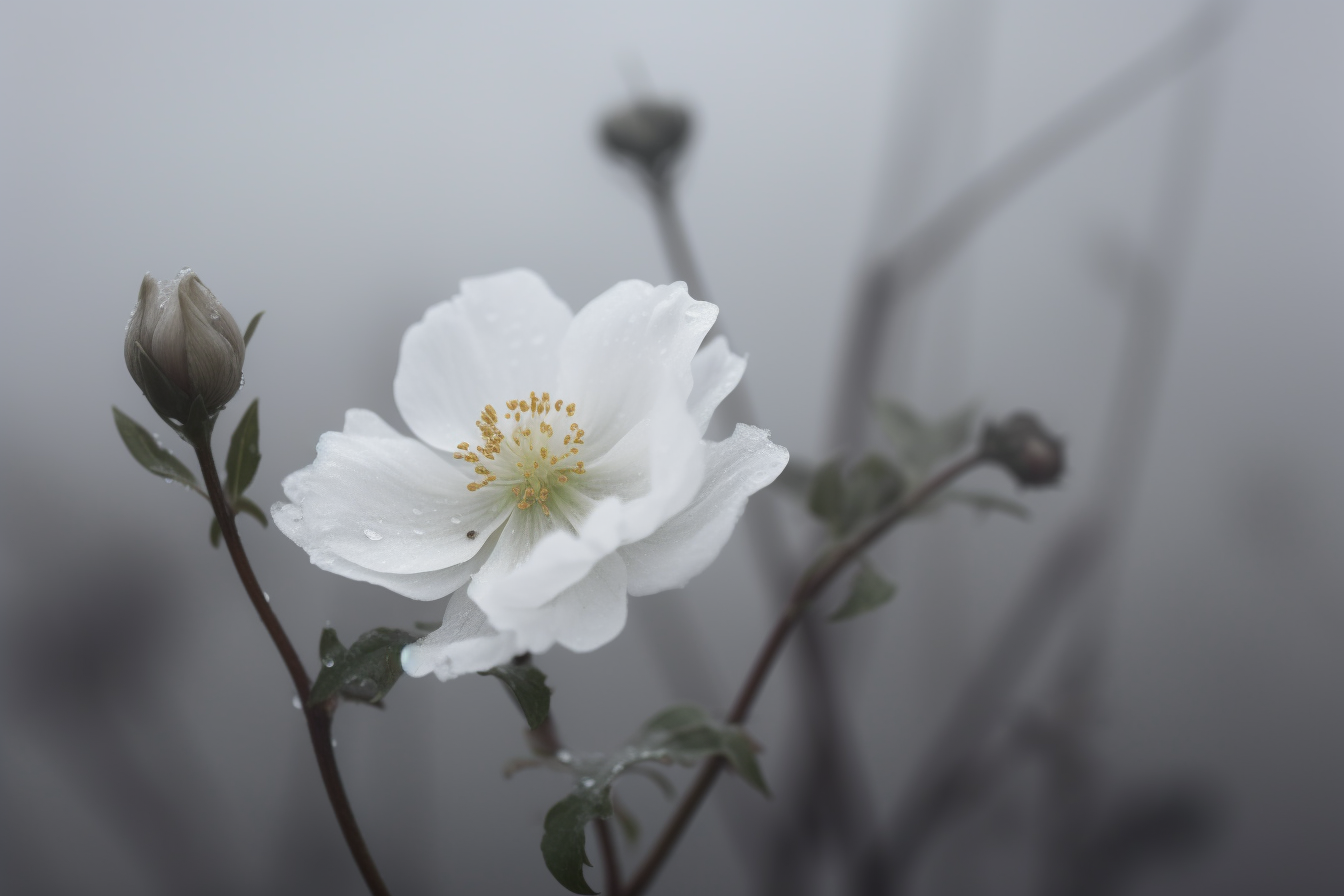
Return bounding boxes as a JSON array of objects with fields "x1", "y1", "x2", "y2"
[
  {"x1": 124, "y1": 269, "x2": 245, "y2": 426},
  {"x1": 980, "y1": 412, "x2": 1065, "y2": 487},
  {"x1": 599, "y1": 99, "x2": 692, "y2": 181}
]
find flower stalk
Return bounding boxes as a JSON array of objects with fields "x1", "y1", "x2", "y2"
[
  {"x1": 193, "y1": 439, "x2": 392, "y2": 896},
  {"x1": 621, "y1": 448, "x2": 991, "y2": 896}
]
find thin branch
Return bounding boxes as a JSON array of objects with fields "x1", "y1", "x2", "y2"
[
  {"x1": 622, "y1": 451, "x2": 989, "y2": 896},
  {"x1": 829, "y1": 0, "x2": 1236, "y2": 454},
  {"x1": 193, "y1": 442, "x2": 392, "y2": 896}
]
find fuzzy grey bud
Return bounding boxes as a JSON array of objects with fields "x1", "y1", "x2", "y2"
[
  {"x1": 124, "y1": 269, "x2": 245, "y2": 426},
  {"x1": 600, "y1": 99, "x2": 692, "y2": 182},
  {"x1": 980, "y1": 412, "x2": 1065, "y2": 488}
]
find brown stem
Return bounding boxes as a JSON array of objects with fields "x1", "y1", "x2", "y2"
[
  {"x1": 622, "y1": 451, "x2": 987, "y2": 896},
  {"x1": 193, "y1": 441, "x2": 392, "y2": 896},
  {"x1": 595, "y1": 818, "x2": 624, "y2": 896}
]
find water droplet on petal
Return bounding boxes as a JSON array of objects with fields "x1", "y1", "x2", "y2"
[
  {"x1": 450, "y1": 517, "x2": 461, "y2": 525},
  {"x1": 412, "y1": 529, "x2": 424, "y2": 535},
  {"x1": 363, "y1": 528, "x2": 383, "y2": 540},
  {"x1": 412, "y1": 507, "x2": 423, "y2": 515}
]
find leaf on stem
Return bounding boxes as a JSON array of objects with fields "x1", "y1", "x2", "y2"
[
  {"x1": 209, "y1": 518, "x2": 222, "y2": 548},
  {"x1": 535, "y1": 703, "x2": 768, "y2": 893},
  {"x1": 807, "y1": 454, "x2": 905, "y2": 537},
  {"x1": 112, "y1": 407, "x2": 201, "y2": 492},
  {"x1": 830, "y1": 561, "x2": 897, "y2": 622},
  {"x1": 875, "y1": 400, "x2": 976, "y2": 476},
  {"x1": 480, "y1": 663, "x2": 552, "y2": 729},
  {"x1": 234, "y1": 495, "x2": 269, "y2": 527},
  {"x1": 921, "y1": 489, "x2": 1030, "y2": 520},
  {"x1": 243, "y1": 311, "x2": 264, "y2": 346},
  {"x1": 224, "y1": 399, "x2": 261, "y2": 502},
  {"x1": 309, "y1": 627, "x2": 419, "y2": 707}
]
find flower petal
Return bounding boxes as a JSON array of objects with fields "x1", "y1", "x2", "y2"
[
  {"x1": 557, "y1": 280, "x2": 716, "y2": 457},
  {"x1": 621, "y1": 424, "x2": 789, "y2": 597},
  {"x1": 687, "y1": 335, "x2": 746, "y2": 436},
  {"x1": 394, "y1": 269, "x2": 573, "y2": 452},
  {"x1": 272, "y1": 503, "x2": 478, "y2": 600},
  {"x1": 400, "y1": 591, "x2": 520, "y2": 681},
  {"x1": 470, "y1": 497, "x2": 624, "y2": 613},
  {"x1": 273, "y1": 409, "x2": 510, "y2": 575},
  {"x1": 487, "y1": 554, "x2": 629, "y2": 654}
]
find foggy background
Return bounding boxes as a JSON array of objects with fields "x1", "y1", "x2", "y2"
[{"x1": 3, "y1": 1, "x2": 1343, "y2": 893}]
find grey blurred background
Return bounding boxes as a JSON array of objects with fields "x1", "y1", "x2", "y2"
[{"x1": 3, "y1": 1, "x2": 1343, "y2": 893}]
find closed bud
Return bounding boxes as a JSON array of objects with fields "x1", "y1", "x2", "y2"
[
  {"x1": 599, "y1": 99, "x2": 692, "y2": 182},
  {"x1": 980, "y1": 412, "x2": 1065, "y2": 488},
  {"x1": 124, "y1": 269, "x2": 245, "y2": 428}
]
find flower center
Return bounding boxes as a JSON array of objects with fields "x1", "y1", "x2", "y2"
[{"x1": 453, "y1": 391, "x2": 587, "y2": 517}]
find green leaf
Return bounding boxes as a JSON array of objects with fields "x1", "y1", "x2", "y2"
[
  {"x1": 611, "y1": 793, "x2": 641, "y2": 844},
  {"x1": 234, "y1": 495, "x2": 269, "y2": 528},
  {"x1": 243, "y1": 311, "x2": 264, "y2": 346},
  {"x1": 875, "y1": 400, "x2": 976, "y2": 475},
  {"x1": 223, "y1": 399, "x2": 261, "y2": 502},
  {"x1": 528, "y1": 703, "x2": 769, "y2": 892},
  {"x1": 310, "y1": 627, "x2": 418, "y2": 707},
  {"x1": 830, "y1": 561, "x2": 897, "y2": 622},
  {"x1": 112, "y1": 407, "x2": 201, "y2": 492},
  {"x1": 807, "y1": 455, "x2": 905, "y2": 538},
  {"x1": 480, "y1": 663, "x2": 552, "y2": 729},
  {"x1": 935, "y1": 489, "x2": 1030, "y2": 520},
  {"x1": 541, "y1": 792, "x2": 604, "y2": 895},
  {"x1": 807, "y1": 459, "x2": 845, "y2": 525},
  {"x1": 209, "y1": 518, "x2": 222, "y2": 548}
]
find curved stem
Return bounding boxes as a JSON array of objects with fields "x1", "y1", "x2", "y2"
[
  {"x1": 622, "y1": 451, "x2": 987, "y2": 896},
  {"x1": 193, "y1": 441, "x2": 392, "y2": 896}
]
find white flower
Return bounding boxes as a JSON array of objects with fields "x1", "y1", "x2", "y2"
[{"x1": 272, "y1": 270, "x2": 788, "y2": 679}]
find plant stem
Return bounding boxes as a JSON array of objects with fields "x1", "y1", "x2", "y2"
[
  {"x1": 621, "y1": 451, "x2": 987, "y2": 896},
  {"x1": 595, "y1": 818, "x2": 623, "y2": 896},
  {"x1": 193, "y1": 441, "x2": 392, "y2": 896}
]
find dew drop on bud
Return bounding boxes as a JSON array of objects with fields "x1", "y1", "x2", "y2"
[
  {"x1": 323, "y1": 657, "x2": 335, "y2": 668},
  {"x1": 363, "y1": 529, "x2": 382, "y2": 541}
]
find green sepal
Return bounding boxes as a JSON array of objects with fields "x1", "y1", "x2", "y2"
[
  {"x1": 243, "y1": 311, "x2": 264, "y2": 346},
  {"x1": 309, "y1": 627, "x2": 419, "y2": 707},
  {"x1": 112, "y1": 407, "x2": 202, "y2": 495},
  {"x1": 132, "y1": 342, "x2": 192, "y2": 429},
  {"x1": 830, "y1": 560, "x2": 898, "y2": 622},
  {"x1": 480, "y1": 663, "x2": 552, "y2": 729},
  {"x1": 224, "y1": 399, "x2": 261, "y2": 502}
]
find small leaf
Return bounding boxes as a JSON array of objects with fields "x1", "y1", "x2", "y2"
[
  {"x1": 209, "y1": 518, "x2": 222, "y2": 548},
  {"x1": 807, "y1": 459, "x2": 845, "y2": 526},
  {"x1": 830, "y1": 561, "x2": 897, "y2": 622},
  {"x1": 642, "y1": 704, "x2": 709, "y2": 735},
  {"x1": 481, "y1": 663, "x2": 552, "y2": 729},
  {"x1": 611, "y1": 793, "x2": 641, "y2": 844},
  {"x1": 541, "y1": 793, "x2": 604, "y2": 895},
  {"x1": 223, "y1": 399, "x2": 261, "y2": 502},
  {"x1": 310, "y1": 627, "x2": 418, "y2": 707},
  {"x1": 112, "y1": 407, "x2": 201, "y2": 492},
  {"x1": 234, "y1": 496, "x2": 269, "y2": 528},
  {"x1": 243, "y1": 311, "x2": 264, "y2": 346},
  {"x1": 720, "y1": 728, "x2": 770, "y2": 795},
  {"x1": 875, "y1": 400, "x2": 976, "y2": 475},
  {"x1": 938, "y1": 490, "x2": 1030, "y2": 520}
]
